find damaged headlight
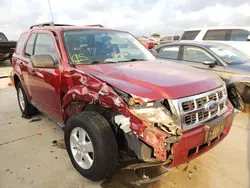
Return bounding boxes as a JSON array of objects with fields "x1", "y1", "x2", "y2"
[{"x1": 130, "y1": 103, "x2": 174, "y2": 125}]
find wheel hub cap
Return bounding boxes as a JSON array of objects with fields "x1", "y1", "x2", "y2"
[
  {"x1": 70, "y1": 127, "x2": 94, "y2": 169},
  {"x1": 18, "y1": 88, "x2": 25, "y2": 111}
]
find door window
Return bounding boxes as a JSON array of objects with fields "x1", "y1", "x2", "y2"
[
  {"x1": 16, "y1": 33, "x2": 27, "y2": 54},
  {"x1": 230, "y1": 29, "x2": 250, "y2": 41},
  {"x1": 181, "y1": 30, "x2": 200, "y2": 40},
  {"x1": 203, "y1": 29, "x2": 228, "y2": 41},
  {"x1": 34, "y1": 33, "x2": 58, "y2": 63},
  {"x1": 157, "y1": 46, "x2": 179, "y2": 59},
  {"x1": 183, "y1": 46, "x2": 215, "y2": 63},
  {"x1": 24, "y1": 34, "x2": 36, "y2": 57}
]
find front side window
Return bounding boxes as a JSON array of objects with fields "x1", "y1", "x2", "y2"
[
  {"x1": 157, "y1": 46, "x2": 179, "y2": 59},
  {"x1": 183, "y1": 46, "x2": 215, "y2": 63},
  {"x1": 34, "y1": 33, "x2": 58, "y2": 63},
  {"x1": 63, "y1": 30, "x2": 156, "y2": 65},
  {"x1": 181, "y1": 30, "x2": 200, "y2": 40},
  {"x1": 230, "y1": 29, "x2": 250, "y2": 41},
  {"x1": 203, "y1": 29, "x2": 228, "y2": 41},
  {"x1": 209, "y1": 44, "x2": 250, "y2": 64},
  {"x1": 24, "y1": 33, "x2": 36, "y2": 57}
]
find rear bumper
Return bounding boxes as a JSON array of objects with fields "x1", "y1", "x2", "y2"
[{"x1": 170, "y1": 106, "x2": 234, "y2": 167}]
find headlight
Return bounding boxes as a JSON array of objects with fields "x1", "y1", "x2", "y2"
[{"x1": 130, "y1": 104, "x2": 174, "y2": 125}]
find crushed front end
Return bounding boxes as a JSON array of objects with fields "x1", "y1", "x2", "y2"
[{"x1": 117, "y1": 84, "x2": 234, "y2": 167}]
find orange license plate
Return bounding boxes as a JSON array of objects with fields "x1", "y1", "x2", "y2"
[{"x1": 205, "y1": 120, "x2": 225, "y2": 143}]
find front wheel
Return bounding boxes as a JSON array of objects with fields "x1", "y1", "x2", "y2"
[
  {"x1": 64, "y1": 111, "x2": 118, "y2": 181},
  {"x1": 228, "y1": 86, "x2": 245, "y2": 111}
]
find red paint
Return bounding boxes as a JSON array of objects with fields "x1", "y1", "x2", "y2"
[
  {"x1": 12, "y1": 25, "x2": 234, "y2": 165},
  {"x1": 170, "y1": 106, "x2": 234, "y2": 167}
]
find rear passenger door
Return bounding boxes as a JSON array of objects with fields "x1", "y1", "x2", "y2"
[
  {"x1": 156, "y1": 45, "x2": 180, "y2": 63},
  {"x1": 179, "y1": 45, "x2": 225, "y2": 75},
  {"x1": 16, "y1": 33, "x2": 37, "y2": 98},
  {"x1": 29, "y1": 31, "x2": 63, "y2": 123}
]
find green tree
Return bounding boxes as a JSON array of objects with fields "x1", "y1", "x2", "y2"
[{"x1": 151, "y1": 33, "x2": 160, "y2": 38}]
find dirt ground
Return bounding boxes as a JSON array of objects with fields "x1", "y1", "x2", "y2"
[{"x1": 0, "y1": 79, "x2": 249, "y2": 188}]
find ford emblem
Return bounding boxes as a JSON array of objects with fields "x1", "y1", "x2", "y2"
[{"x1": 205, "y1": 101, "x2": 218, "y2": 111}]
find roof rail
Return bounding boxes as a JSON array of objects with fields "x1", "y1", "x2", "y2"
[
  {"x1": 30, "y1": 22, "x2": 74, "y2": 29},
  {"x1": 84, "y1": 24, "x2": 104, "y2": 27}
]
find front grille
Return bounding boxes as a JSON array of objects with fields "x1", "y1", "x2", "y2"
[{"x1": 169, "y1": 86, "x2": 228, "y2": 131}]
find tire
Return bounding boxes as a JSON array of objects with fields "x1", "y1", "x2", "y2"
[
  {"x1": 16, "y1": 82, "x2": 37, "y2": 116},
  {"x1": 64, "y1": 111, "x2": 118, "y2": 181},
  {"x1": 228, "y1": 86, "x2": 245, "y2": 111}
]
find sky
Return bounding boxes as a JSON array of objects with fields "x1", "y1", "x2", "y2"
[{"x1": 0, "y1": 0, "x2": 250, "y2": 40}]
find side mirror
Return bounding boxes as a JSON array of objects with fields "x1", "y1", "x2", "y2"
[
  {"x1": 31, "y1": 55, "x2": 56, "y2": 68},
  {"x1": 203, "y1": 60, "x2": 216, "y2": 68},
  {"x1": 247, "y1": 35, "x2": 250, "y2": 41}
]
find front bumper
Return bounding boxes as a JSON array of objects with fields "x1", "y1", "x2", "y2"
[
  {"x1": 139, "y1": 104, "x2": 234, "y2": 166},
  {"x1": 170, "y1": 105, "x2": 234, "y2": 167}
]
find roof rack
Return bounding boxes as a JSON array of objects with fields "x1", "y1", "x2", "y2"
[
  {"x1": 84, "y1": 24, "x2": 104, "y2": 27},
  {"x1": 30, "y1": 22, "x2": 74, "y2": 29}
]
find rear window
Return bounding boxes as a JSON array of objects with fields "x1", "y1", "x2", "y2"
[
  {"x1": 230, "y1": 29, "x2": 250, "y2": 41},
  {"x1": 0, "y1": 33, "x2": 7, "y2": 41},
  {"x1": 181, "y1": 30, "x2": 200, "y2": 40},
  {"x1": 16, "y1": 33, "x2": 27, "y2": 54},
  {"x1": 157, "y1": 46, "x2": 180, "y2": 59},
  {"x1": 203, "y1": 29, "x2": 228, "y2": 41}
]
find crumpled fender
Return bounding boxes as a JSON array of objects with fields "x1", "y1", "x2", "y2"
[{"x1": 61, "y1": 69, "x2": 131, "y2": 120}]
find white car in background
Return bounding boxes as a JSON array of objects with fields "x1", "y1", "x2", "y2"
[{"x1": 180, "y1": 27, "x2": 250, "y2": 56}]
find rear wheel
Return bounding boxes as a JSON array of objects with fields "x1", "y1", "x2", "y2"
[
  {"x1": 64, "y1": 111, "x2": 118, "y2": 181},
  {"x1": 228, "y1": 86, "x2": 245, "y2": 111},
  {"x1": 16, "y1": 82, "x2": 37, "y2": 116}
]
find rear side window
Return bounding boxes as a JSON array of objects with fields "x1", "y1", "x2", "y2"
[
  {"x1": 16, "y1": 33, "x2": 27, "y2": 54},
  {"x1": 24, "y1": 34, "x2": 37, "y2": 57},
  {"x1": 157, "y1": 46, "x2": 180, "y2": 59},
  {"x1": 34, "y1": 33, "x2": 58, "y2": 63},
  {"x1": 181, "y1": 30, "x2": 200, "y2": 40},
  {"x1": 203, "y1": 30, "x2": 228, "y2": 41},
  {"x1": 230, "y1": 29, "x2": 250, "y2": 41}
]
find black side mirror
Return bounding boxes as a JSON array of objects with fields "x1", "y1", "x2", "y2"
[{"x1": 203, "y1": 60, "x2": 216, "y2": 68}]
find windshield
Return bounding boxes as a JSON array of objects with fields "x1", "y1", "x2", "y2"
[
  {"x1": 209, "y1": 45, "x2": 250, "y2": 65},
  {"x1": 63, "y1": 30, "x2": 156, "y2": 65}
]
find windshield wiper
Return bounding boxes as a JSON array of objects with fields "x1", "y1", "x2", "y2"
[
  {"x1": 90, "y1": 61, "x2": 117, "y2": 64},
  {"x1": 117, "y1": 58, "x2": 147, "y2": 62}
]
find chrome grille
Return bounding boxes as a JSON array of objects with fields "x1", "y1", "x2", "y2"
[{"x1": 169, "y1": 86, "x2": 228, "y2": 131}]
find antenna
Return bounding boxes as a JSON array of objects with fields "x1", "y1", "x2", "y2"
[{"x1": 48, "y1": 0, "x2": 54, "y2": 22}]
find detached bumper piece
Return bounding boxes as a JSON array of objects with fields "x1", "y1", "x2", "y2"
[{"x1": 122, "y1": 160, "x2": 171, "y2": 186}]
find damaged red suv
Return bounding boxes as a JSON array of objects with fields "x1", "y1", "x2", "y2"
[{"x1": 12, "y1": 23, "x2": 234, "y2": 182}]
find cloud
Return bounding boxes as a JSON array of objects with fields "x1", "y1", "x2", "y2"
[{"x1": 0, "y1": 0, "x2": 249, "y2": 40}]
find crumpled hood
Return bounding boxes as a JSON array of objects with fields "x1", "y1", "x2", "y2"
[{"x1": 76, "y1": 60, "x2": 223, "y2": 100}]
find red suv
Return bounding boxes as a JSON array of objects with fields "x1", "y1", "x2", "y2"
[{"x1": 12, "y1": 22, "x2": 234, "y2": 182}]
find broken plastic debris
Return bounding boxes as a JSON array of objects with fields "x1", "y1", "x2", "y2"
[{"x1": 30, "y1": 118, "x2": 41, "y2": 122}]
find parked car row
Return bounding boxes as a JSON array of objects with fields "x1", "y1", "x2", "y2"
[
  {"x1": 152, "y1": 40, "x2": 250, "y2": 112},
  {"x1": 11, "y1": 22, "x2": 235, "y2": 184},
  {"x1": 0, "y1": 32, "x2": 16, "y2": 63}
]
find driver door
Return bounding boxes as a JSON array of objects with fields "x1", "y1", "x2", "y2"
[{"x1": 179, "y1": 45, "x2": 225, "y2": 75}]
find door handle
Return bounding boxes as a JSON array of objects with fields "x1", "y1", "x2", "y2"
[{"x1": 28, "y1": 70, "x2": 37, "y2": 76}]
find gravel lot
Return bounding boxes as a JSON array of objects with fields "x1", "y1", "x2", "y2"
[{"x1": 0, "y1": 82, "x2": 249, "y2": 188}]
